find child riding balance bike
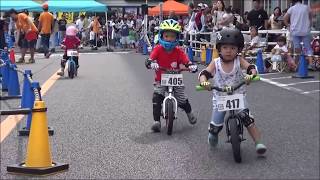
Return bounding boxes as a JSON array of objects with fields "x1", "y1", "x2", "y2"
[
  {"x1": 57, "y1": 25, "x2": 80, "y2": 76},
  {"x1": 145, "y1": 19, "x2": 198, "y2": 133},
  {"x1": 198, "y1": 27, "x2": 267, "y2": 155}
]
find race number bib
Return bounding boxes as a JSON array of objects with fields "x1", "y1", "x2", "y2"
[
  {"x1": 161, "y1": 74, "x2": 184, "y2": 86},
  {"x1": 213, "y1": 94, "x2": 245, "y2": 112},
  {"x1": 67, "y1": 50, "x2": 78, "y2": 56}
]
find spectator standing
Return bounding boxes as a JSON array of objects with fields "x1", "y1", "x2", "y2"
[
  {"x1": 50, "y1": 17, "x2": 59, "y2": 52},
  {"x1": 220, "y1": 6, "x2": 234, "y2": 28},
  {"x1": 185, "y1": 2, "x2": 197, "y2": 33},
  {"x1": 0, "y1": 19, "x2": 7, "y2": 49},
  {"x1": 58, "y1": 14, "x2": 67, "y2": 44},
  {"x1": 212, "y1": 0, "x2": 225, "y2": 31},
  {"x1": 91, "y1": 16, "x2": 101, "y2": 50},
  {"x1": 76, "y1": 14, "x2": 85, "y2": 48},
  {"x1": 247, "y1": 0, "x2": 268, "y2": 30},
  {"x1": 195, "y1": 3, "x2": 204, "y2": 31},
  {"x1": 269, "y1": 7, "x2": 283, "y2": 30},
  {"x1": 38, "y1": 3, "x2": 54, "y2": 58},
  {"x1": 284, "y1": 0, "x2": 315, "y2": 70},
  {"x1": 9, "y1": 9, "x2": 38, "y2": 63},
  {"x1": 120, "y1": 19, "x2": 129, "y2": 49}
]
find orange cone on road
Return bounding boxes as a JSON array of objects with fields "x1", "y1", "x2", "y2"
[{"x1": 7, "y1": 100, "x2": 69, "y2": 175}]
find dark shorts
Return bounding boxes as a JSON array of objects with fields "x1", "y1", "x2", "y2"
[{"x1": 18, "y1": 34, "x2": 36, "y2": 49}]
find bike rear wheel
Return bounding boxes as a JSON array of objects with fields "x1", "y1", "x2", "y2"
[
  {"x1": 166, "y1": 99, "x2": 174, "y2": 135},
  {"x1": 229, "y1": 117, "x2": 242, "y2": 163}
]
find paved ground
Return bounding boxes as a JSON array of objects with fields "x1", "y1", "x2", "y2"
[{"x1": 1, "y1": 51, "x2": 319, "y2": 179}]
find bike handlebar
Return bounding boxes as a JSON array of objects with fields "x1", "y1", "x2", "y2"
[
  {"x1": 158, "y1": 66, "x2": 190, "y2": 73},
  {"x1": 196, "y1": 75, "x2": 260, "y2": 92}
]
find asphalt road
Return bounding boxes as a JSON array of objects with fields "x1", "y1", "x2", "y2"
[{"x1": 1, "y1": 51, "x2": 319, "y2": 179}]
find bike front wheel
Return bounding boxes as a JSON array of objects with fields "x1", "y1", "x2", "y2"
[
  {"x1": 229, "y1": 117, "x2": 242, "y2": 163},
  {"x1": 166, "y1": 99, "x2": 174, "y2": 135}
]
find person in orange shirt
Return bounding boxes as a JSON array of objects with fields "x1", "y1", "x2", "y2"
[
  {"x1": 91, "y1": 16, "x2": 101, "y2": 50},
  {"x1": 38, "y1": 3, "x2": 54, "y2": 58},
  {"x1": 9, "y1": 9, "x2": 38, "y2": 63}
]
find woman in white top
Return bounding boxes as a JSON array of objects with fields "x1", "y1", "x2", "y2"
[
  {"x1": 220, "y1": 6, "x2": 234, "y2": 28},
  {"x1": 212, "y1": 0, "x2": 225, "y2": 31}
]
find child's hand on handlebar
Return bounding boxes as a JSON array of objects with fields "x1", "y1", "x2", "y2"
[
  {"x1": 188, "y1": 64, "x2": 198, "y2": 73},
  {"x1": 200, "y1": 81, "x2": 211, "y2": 90},
  {"x1": 150, "y1": 62, "x2": 159, "y2": 70}
]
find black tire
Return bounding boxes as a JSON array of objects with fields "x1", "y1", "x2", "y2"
[
  {"x1": 166, "y1": 100, "x2": 174, "y2": 135},
  {"x1": 229, "y1": 118, "x2": 241, "y2": 163},
  {"x1": 68, "y1": 61, "x2": 75, "y2": 79}
]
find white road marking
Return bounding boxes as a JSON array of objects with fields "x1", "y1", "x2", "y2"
[
  {"x1": 260, "y1": 77, "x2": 319, "y2": 95},
  {"x1": 285, "y1": 81, "x2": 320, "y2": 86},
  {"x1": 302, "y1": 90, "x2": 320, "y2": 94},
  {"x1": 269, "y1": 76, "x2": 292, "y2": 80},
  {"x1": 260, "y1": 77, "x2": 304, "y2": 93}
]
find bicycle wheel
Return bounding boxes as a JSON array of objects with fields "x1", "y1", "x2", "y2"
[
  {"x1": 229, "y1": 117, "x2": 241, "y2": 163},
  {"x1": 166, "y1": 99, "x2": 174, "y2": 135},
  {"x1": 68, "y1": 61, "x2": 75, "y2": 79}
]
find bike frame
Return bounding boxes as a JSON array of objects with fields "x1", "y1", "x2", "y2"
[
  {"x1": 158, "y1": 67, "x2": 190, "y2": 120},
  {"x1": 162, "y1": 86, "x2": 178, "y2": 119}
]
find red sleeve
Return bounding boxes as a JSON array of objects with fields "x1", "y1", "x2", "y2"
[
  {"x1": 177, "y1": 47, "x2": 190, "y2": 65},
  {"x1": 149, "y1": 45, "x2": 161, "y2": 61}
]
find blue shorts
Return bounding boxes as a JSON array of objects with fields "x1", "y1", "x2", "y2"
[{"x1": 291, "y1": 34, "x2": 313, "y2": 56}]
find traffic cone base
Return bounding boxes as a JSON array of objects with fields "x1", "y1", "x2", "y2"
[
  {"x1": 18, "y1": 126, "x2": 54, "y2": 136},
  {"x1": 292, "y1": 55, "x2": 314, "y2": 79},
  {"x1": 8, "y1": 100, "x2": 68, "y2": 175},
  {"x1": 7, "y1": 162, "x2": 69, "y2": 176}
]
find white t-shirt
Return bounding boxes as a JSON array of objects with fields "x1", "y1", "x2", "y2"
[
  {"x1": 76, "y1": 19, "x2": 84, "y2": 31},
  {"x1": 287, "y1": 2, "x2": 311, "y2": 36},
  {"x1": 273, "y1": 44, "x2": 288, "y2": 53},
  {"x1": 250, "y1": 36, "x2": 260, "y2": 46}
]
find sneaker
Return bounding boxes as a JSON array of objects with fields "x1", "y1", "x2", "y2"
[
  {"x1": 256, "y1": 143, "x2": 267, "y2": 155},
  {"x1": 16, "y1": 58, "x2": 25, "y2": 64},
  {"x1": 151, "y1": 121, "x2": 161, "y2": 132},
  {"x1": 187, "y1": 112, "x2": 197, "y2": 124},
  {"x1": 208, "y1": 133, "x2": 218, "y2": 147},
  {"x1": 57, "y1": 71, "x2": 64, "y2": 76}
]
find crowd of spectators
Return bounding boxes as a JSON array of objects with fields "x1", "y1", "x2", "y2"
[{"x1": 0, "y1": 0, "x2": 319, "y2": 69}]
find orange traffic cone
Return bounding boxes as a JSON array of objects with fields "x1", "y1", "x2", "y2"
[
  {"x1": 9, "y1": 48, "x2": 15, "y2": 64},
  {"x1": 7, "y1": 100, "x2": 69, "y2": 175}
]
